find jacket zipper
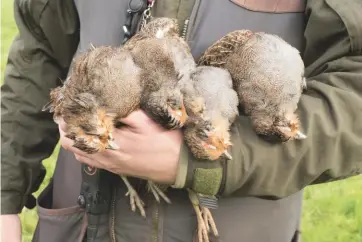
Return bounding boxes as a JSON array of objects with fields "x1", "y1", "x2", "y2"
[
  {"x1": 181, "y1": 19, "x2": 189, "y2": 39},
  {"x1": 152, "y1": 199, "x2": 159, "y2": 242},
  {"x1": 150, "y1": 1, "x2": 201, "y2": 241},
  {"x1": 184, "y1": 0, "x2": 201, "y2": 42},
  {"x1": 110, "y1": 187, "x2": 117, "y2": 242}
]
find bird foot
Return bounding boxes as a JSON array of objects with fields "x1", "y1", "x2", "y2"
[
  {"x1": 147, "y1": 181, "x2": 172, "y2": 204},
  {"x1": 188, "y1": 189, "x2": 220, "y2": 242},
  {"x1": 201, "y1": 206, "x2": 219, "y2": 238},
  {"x1": 120, "y1": 176, "x2": 146, "y2": 218},
  {"x1": 193, "y1": 204, "x2": 210, "y2": 242}
]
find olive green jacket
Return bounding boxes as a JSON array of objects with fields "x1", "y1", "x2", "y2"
[{"x1": 1, "y1": 0, "x2": 362, "y2": 215}]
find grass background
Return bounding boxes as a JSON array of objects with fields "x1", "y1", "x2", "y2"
[{"x1": 1, "y1": 1, "x2": 362, "y2": 241}]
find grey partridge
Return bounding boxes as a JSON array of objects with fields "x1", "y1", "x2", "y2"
[
  {"x1": 43, "y1": 45, "x2": 149, "y2": 217},
  {"x1": 183, "y1": 66, "x2": 239, "y2": 242},
  {"x1": 198, "y1": 30, "x2": 307, "y2": 142},
  {"x1": 123, "y1": 17, "x2": 206, "y2": 206}
]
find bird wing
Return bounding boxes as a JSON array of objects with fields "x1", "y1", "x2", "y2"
[
  {"x1": 191, "y1": 66, "x2": 239, "y2": 123},
  {"x1": 123, "y1": 17, "x2": 181, "y2": 49},
  {"x1": 197, "y1": 30, "x2": 254, "y2": 67}
]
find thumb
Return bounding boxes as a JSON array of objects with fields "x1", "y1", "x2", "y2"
[{"x1": 58, "y1": 117, "x2": 68, "y2": 132}]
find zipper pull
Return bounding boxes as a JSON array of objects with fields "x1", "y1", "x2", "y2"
[{"x1": 181, "y1": 19, "x2": 189, "y2": 39}]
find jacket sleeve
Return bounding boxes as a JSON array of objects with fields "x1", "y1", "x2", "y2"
[
  {"x1": 173, "y1": 0, "x2": 362, "y2": 198},
  {"x1": 1, "y1": 0, "x2": 79, "y2": 214}
]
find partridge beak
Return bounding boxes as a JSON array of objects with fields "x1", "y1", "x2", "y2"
[
  {"x1": 171, "y1": 103, "x2": 188, "y2": 127},
  {"x1": 295, "y1": 131, "x2": 307, "y2": 140},
  {"x1": 223, "y1": 150, "x2": 232, "y2": 160},
  {"x1": 106, "y1": 140, "x2": 120, "y2": 150}
]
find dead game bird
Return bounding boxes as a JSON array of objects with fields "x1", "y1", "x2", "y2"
[
  {"x1": 43, "y1": 45, "x2": 148, "y2": 217},
  {"x1": 124, "y1": 17, "x2": 203, "y2": 130},
  {"x1": 184, "y1": 66, "x2": 239, "y2": 161},
  {"x1": 129, "y1": 37, "x2": 189, "y2": 130},
  {"x1": 198, "y1": 30, "x2": 307, "y2": 142},
  {"x1": 182, "y1": 66, "x2": 239, "y2": 242},
  {"x1": 119, "y1": 17, "x2": 204, "y2": 208}
]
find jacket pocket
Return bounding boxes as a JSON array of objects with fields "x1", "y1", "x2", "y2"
[
  {"x1": 33, "y1": 180, "x2": 86, "y2": 242},
  {"x1": 230, "y1": 0, "x2": 306, "y2": 13}
]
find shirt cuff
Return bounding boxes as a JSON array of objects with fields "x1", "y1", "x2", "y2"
[{"x1": 171, "y1": 141, "x2": 189, "y2": 189}]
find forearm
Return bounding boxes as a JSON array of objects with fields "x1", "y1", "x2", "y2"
[
  {"x1": 175, "y1": 57, "x2": 362, "y2": 198},
  {"x1": 1, "y1": 0, "x2": 79, "y2": 214},
  {"x1": 1, "y1": 215, "x2": 22, "y2": 242},
  {"x1": 174, "y1": 0, "x2": 362, "y2": 199}
]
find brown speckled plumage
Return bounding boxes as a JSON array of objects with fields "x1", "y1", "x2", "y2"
[
  {"x1": 199, "y1": 30, "x2": 307, "y2": 142},
  {"x1": 124, "y1": 17, "x2": 198, "y2": 130},
  {"x1": 43, "y1": 45, "x2": 150, "y2": 217},
  {"x1": 44, "y1": 45, "x2": 142, "y2": 153}
]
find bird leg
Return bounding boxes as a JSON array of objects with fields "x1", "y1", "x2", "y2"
[
  {"x1": 193, "y1": 203, "x2": 210, "y2": 242},
  {"x1": 120, "y1": 175, "x2": 146, "y2": 218},
  {"x1": 201, "y1": 206, "x2": 219, "y2": 238},
  {"x1": 147, "y1": 181, "x2": 172, "y2": 204},
  {"x1": 188, "y1": 189, "x2": 210, "y2": 242}
]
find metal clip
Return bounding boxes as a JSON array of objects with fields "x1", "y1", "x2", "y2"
[{"x1": 140, "y1": 0, "x2": 156, "y2": 29}]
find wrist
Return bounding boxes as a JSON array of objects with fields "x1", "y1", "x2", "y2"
[{"x1": 171, "y1": 141, "x2": 225, "y2": 197}]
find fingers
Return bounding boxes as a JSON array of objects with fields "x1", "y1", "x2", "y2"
[
  {"x1": 58, "y1": 127, "x2": 89, "y2": 157},
  {"x1": 74, "y1": 154, "x2": 102, "y2": 168},
  {"x1": 120, "y1": 110, "x2": 161, "y2": 130}
]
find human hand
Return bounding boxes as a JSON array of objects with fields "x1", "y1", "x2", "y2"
[
  {"x1": 1, "y1": 214, "x2": 22, "y2": 242},
  {"x1": 59, "y1": 110, "x2": 183, "y2": 184}
]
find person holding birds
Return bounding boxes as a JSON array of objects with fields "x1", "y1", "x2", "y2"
[{"x1": 2, "y1": 1, "x2": 362, "y2": 242}]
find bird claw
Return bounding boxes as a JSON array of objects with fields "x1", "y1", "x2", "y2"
[
  {"x1": 106, "y1": 140, "x2": 120, "y2": 150},
  {"x1": 295, "y1": 131, "x2": 307, "y2": 140},
  {"x1": 192, "y1": 205, "x2": 220, "y2": 242},
  {"x1": 201, "y1": 207, "x2": 219, "y2": 239},
  {"x1": 147, "y1": 181, "x2": 172, "y2": 204},
  {"x1": 125, "y1": 189, "x2": 146, "y2": 218},
  {"x1": 120, "y1": 176, "x2": 146, "y2": 217},
  {"x1": 223, "y1": 150, "x2": 232, "y2": 160},
  {"x1": 194, "y1": 204, "x2": 210, "y2": 242}
]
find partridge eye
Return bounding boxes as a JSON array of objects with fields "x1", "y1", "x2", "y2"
[
  {"x1": 85, "y1": 131, "x2": 101, "y2": 137},
  {"x1": 197, "y1": 129, "x2": 208, "y2": 139},
  {"x1": 168, "y1": 100, "x2": 178, "y2": 109}
]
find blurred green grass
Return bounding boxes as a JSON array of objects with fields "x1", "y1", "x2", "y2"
[{"x1": 1, "y1": 1, "x2": 362, "y2": 242}]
